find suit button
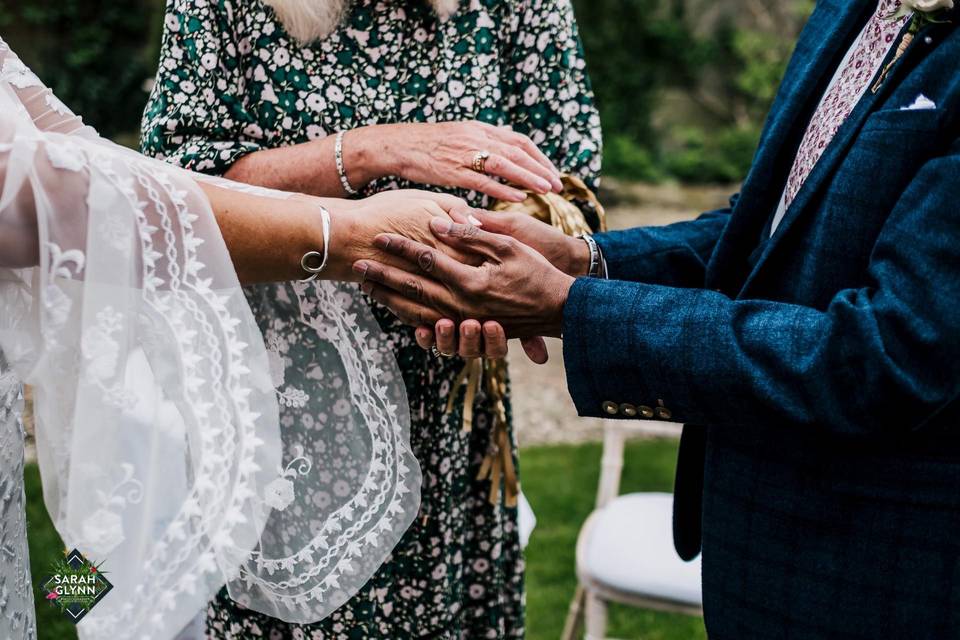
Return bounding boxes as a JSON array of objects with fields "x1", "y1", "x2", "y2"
[
  {"x1": 639, "y1": 405, "x2": 654, "y2": 419},
  {"x1": 655, "y1": 406, "x2": 673, "y2": 420},
  {"x1": 620, "y1": 403, "x2": 638, "y2": 417},
  {"x1": 602, "y1": 401, "x2": 619, "y2": 415}
]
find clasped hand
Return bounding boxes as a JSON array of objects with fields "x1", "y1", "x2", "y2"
[{"x1": 353, "y1": 211, "x2": 589, "y2": 362}]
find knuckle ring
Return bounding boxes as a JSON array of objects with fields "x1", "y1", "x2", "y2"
[{"x1": 471, "y1": 150, "x2": 491, "y2": 174}]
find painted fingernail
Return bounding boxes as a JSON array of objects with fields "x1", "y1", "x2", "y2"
[
  {"x1": 535, "y1": 178, "x2": 551, "y2": 193},
  {"x1": 467, "y1": 214, "x2": 483, "y2": 227},
  {"x1": 373, "y1": 235, "x2": 391, "y2": 249},
  {"x1": 430, "y1": 218, "x2": 453, "y2": 234},
  {"x1": 352, "y1": 261, "x2": 369, "y2": 276}
]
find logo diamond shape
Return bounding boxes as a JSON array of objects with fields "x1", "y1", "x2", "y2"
[{"x1": 41, "y1": 548, "x2": 113, "y2": 624}]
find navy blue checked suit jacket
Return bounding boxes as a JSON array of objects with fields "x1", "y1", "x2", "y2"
[{"x1": 562, "y1": 2, "x2": 960, "y2": 637}]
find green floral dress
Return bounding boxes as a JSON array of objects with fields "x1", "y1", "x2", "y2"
[{"x1": 141, "y1": 0, "x2": 600, "y2": 637}]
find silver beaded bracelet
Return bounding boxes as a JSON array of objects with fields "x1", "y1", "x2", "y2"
[
  {"x1": 335, "y1": 130, "x2": 359, "y2": 196},
  {"x1": 300, "y1": 206, "x2": 332, "y2": 282}
]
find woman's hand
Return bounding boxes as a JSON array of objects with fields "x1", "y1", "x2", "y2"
[
  {"x1": 225, "y1": 121, "x2": 563, "y2": 202},
  {"x1": 326, "y1": 190, "x2": 482, "y2": 282},
  {"x1": 352, "y1": 121, "x2": 564, "y2": 202}
]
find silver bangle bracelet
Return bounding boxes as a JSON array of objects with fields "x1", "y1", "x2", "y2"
[
  {"x1": 300, "y1": 206, "x2": 332, "y2": 282},
  {"x1": 579, "y1": 234, "x2": 599, "y2": 277},
  {"x1": 579, "y1": 234, "x2": 607, "y2": 279},
  {"x1": 335, "y1": 130, "x2": 359, "y2": 197}
]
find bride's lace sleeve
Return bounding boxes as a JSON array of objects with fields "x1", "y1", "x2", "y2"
[{"x1": 0, "y1": 38, "x2": 420, "y2": 639}]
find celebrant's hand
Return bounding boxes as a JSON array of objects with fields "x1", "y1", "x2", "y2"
[
  {"x1": 370, "y1": 121, "x2": 564, "y2": 201},
  {"x1": 352, "y1": 219, "x2": 576, "y2": 339}
]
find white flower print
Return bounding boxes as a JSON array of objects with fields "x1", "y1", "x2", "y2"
[{"x1": 264, "y1": 477, "x2": 296, "y2": 511}]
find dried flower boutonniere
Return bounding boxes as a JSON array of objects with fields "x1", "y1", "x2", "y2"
[{"x1": 872, "y1": 0, "x2": 954, "y2": 92}]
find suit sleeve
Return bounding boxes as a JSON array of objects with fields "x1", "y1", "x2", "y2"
[
  {"x1": 593, "y1": 197, "x2": 735, "y2": 287},
  {"x1": 563, "y1": 143, "x2": 960, "y2": 438}
]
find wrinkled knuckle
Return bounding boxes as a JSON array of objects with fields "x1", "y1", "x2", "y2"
[
  {"x1": 461, "y1": 277, "x2": 481, "y2": 296},
  {"x1": 496, "y1": 237, "x2": 517, "y2": 256},
  {"x1": 462, "y1": 224, "x2": 482, "y2": 241},
  {"x1": 416, "y1": 249, "x2": 436, "y2": 273},
  {"x1": 403, "y1": 278, "x2": 424, "y2": 301}
]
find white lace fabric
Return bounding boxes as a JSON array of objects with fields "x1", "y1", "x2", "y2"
[{"x1": 0, "y1": 38, "x2": 420, "y2": 639}]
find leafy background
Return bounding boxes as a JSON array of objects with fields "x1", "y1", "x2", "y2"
[{"x1": 0, "y1": 0, "x2": 814, "y2": 181}]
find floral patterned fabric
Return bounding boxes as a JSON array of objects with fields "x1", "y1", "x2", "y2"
[
  {"x1": 141, "y1": 0, "x2": 601, "y2": 638},
  {"x1": 782, "y1": 0, "x2": 906, "y2": 211}
]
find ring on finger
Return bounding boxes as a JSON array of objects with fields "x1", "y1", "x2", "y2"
[
  {"x1": 471, "y1": 150, "x2": 491, "y2": 174},
  {"x1": 431, "y1": 345, "x2": 455, "y2": 359}
]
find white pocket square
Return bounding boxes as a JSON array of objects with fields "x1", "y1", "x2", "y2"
[{"x1": 901, "y1": 94, "x2": 937, "y2": 111}]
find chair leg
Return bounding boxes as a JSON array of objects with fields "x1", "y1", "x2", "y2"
[
  {"x1": 561, "y1": 585, "x2": 586, "y2": 640},
  {"x1": 584, "y1": 591, "x2": 608, "y2": 640}
]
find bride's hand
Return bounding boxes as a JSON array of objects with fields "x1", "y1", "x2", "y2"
[{"x1": 325, "y1": 190, "x2": 483, "y2": 282}]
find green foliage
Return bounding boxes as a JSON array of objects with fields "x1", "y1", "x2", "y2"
[
  {"x1": 664, "y1": 124, "x2": 761, "y2": 183},
  {"x1": 602, "y1": 134, "x2": 663, "y2": 182},
  {"x1": 0, "y1": 0, "x2": 163, "y2": 138},
  {"x1": 573, "y1": 0, "x2": 813, "y2": 183}
]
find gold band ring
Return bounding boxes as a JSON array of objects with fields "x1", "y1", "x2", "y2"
[{"x1": 472, "y1": 150, "x2": 491, "y2": 174}]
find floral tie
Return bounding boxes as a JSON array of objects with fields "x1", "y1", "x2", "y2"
[{"x1": 782, "y1": 0, "x2": 908, "y2": 210}]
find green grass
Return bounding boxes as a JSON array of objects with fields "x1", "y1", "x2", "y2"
[
  {"x1": 25, "y1": 464, "x2": 76, "y2": 640},
  {"x1": 26, "y1": 438, "x2": 706, "y2": 639}
]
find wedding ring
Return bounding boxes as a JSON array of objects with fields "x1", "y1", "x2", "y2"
[
  {"x1": 471, "y1": 150, "x2": 491, "y2": 174},
  {"x1": 431, "y1": 346, "x2": 454, "y2": 359}
]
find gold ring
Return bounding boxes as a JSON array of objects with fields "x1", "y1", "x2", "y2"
[{"x1": 472, "y1": 150, "x2": 490, "y2": 174}]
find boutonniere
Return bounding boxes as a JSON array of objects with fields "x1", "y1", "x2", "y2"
[
  {"x1": 873, "y1": 0, "x2": 954, "y2": 92},
  {"x1": 890, "y1": 0, "x2": 954, "y2": 26}
]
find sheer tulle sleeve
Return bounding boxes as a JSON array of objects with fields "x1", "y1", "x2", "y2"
[{"x1": 0, "y1": 39, "x2": 419, "y2": 638}]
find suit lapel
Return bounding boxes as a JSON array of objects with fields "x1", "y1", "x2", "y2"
[
  {"x1": 707, "y1": 0, "x2": 875, "y2": 292},
  {"x1": 739, "y1": 13, "x2": 926, "y2": 295}
]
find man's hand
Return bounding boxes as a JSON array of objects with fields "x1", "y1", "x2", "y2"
[
  {"x1": 405, "y1": 211, "x2": 589, "y2": 362},
  {"x1": 353, "y1": 218, "x2": 576, "y2": 340},
  {"x1": 414, "y1": 319, "x2": 551, "y2": 363},
  {"x1": 469, "y1": 210, "x2": 592, "y2": 277}
]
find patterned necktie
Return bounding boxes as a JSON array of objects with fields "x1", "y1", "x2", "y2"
[{"x1": 782, "y1": 0, "x2": 908, "y2": 211}]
